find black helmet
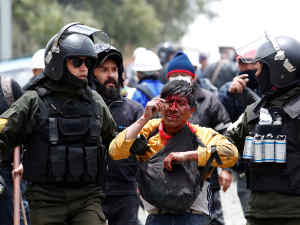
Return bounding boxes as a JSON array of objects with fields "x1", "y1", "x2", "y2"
[
  {"x1": 44, "y1": 22, "x2": 110, "y2": 81},
  {"x1": 157, "y1": 42, "x2": 176, "y2": 66},
  {"x1": 94, "y1": 44, "x2": 124, "y2": 86},
  {"x1": 255, "y1": 35, "x2": 300, "y2": 88}
]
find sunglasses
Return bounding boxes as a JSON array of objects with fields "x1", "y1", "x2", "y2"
[{"x1": 69, "y1": 57, "x2": 95, "y2": 68}]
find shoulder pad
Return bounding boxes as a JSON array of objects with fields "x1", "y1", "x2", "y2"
[
  {"x1": 245, "y1": 101, "x2": 260, "y2": 122},
  {"x1": 23, "y1": 72, "x2": 47, "y2": 91},
  {"x1": 35, "y1": 87, "x2": 50, "y2": 97},
  {"x1": 283, "y1": 95, "x2": 300, "y2": 119}
]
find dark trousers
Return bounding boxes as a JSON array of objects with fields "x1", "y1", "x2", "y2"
[
  {"x1": 247, "y1": 217, "x2": 300, "y2": 225},
  {"x1": 25, "y1": 184, "x2": 106, "y2": 225},
  {"x1": 146, "y1": 213, "x2": 211, "y2": 225},
  {"x1": 0, "y1": 167, "x2": 30, "y2": 225},
  {"x1": 102, "y1": 195, "x2": 139, "y2": 225}
]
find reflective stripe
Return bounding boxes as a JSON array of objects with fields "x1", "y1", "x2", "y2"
[{"x1": 0, "y1": 118, "x2": 8, "y2": 132}]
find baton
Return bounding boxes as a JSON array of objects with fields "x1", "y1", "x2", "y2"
[{"x1": 13, "y1": 146, "x2": 28, "y2": 225}]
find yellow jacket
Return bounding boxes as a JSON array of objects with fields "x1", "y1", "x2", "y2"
[{"x1": 109, "y1": 118, "x2": 238, "y2": 168}]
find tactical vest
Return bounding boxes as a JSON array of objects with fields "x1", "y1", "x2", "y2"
[
  {"x1": 23, "y1": 88, "x2": 105, "y2": 185},
  {"x1": 245, "y1": 97, "x2": 300, "y2": 194}
]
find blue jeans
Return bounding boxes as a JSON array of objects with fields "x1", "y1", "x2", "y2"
[
  {"x1": 0, "y1": 167, "x2": 30, "y2": 225},
  {"x1": 145, "y1": 212, "x2": 211, "y2": 225}
]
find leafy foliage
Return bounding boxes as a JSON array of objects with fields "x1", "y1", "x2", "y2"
[{"x1": 11, "y1": 0, "x2": 218, "y2": 57}]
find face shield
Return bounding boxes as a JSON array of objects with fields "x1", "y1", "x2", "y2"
[
  {"x1": 45, "y1": 22, "x2": 112, "y2": 81},
  {"x1": 67, "y1": 23, "x2": 110, "y2": 48},
  {"x1": 236, "y1": 35, "x2": 272, "y2": 62},
  {"x1": 236, "y1": 33, "x2": 296, "y2": 73},
  {"x1": 49, "y1": 22, "x2": 110, "y2": 57}
]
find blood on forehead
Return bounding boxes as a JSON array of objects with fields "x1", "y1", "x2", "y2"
[{"x1": 165, "y1": 95, "x2": 189, "y2": 109}]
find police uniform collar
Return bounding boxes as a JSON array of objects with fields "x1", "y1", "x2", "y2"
[
  {"x1": 282, "y1": 87, "x2": 300, "y2": 119},
  {"x1": 250, "y1": 86, "x2": 300, "y2": 120},
  {"x1": 23, "y1": 72, "x2": 47, "y2": 91}
]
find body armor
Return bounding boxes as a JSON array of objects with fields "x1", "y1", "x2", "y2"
[
  {"x1": 245, "y1": 97, "x2": 300, "y2": 194},
  {"x1": 23, "y1": 88, "x2": 105, "y2": 185}
]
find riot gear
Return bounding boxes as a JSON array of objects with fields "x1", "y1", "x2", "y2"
[
  {"x1": 255, "y1": 36, "x2": 300, "y2": 89},
  {"x1": 157, "y1": 42, "x2": 176, "y2": 66},
  {"x1": 22, "y1": 87, "x2": 105, "y2": 185},
  {"x1": 44, "y1": 22, "x2": 110, "y2": 81}
]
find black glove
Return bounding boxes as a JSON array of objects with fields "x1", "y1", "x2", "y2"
[{"x1": 130, "y1": 135, "x2": 149, "y2": 155}]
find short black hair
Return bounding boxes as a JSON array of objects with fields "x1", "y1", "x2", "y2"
[{"x1": 160, "y1": 80, "x2": 195, "y2": 108}]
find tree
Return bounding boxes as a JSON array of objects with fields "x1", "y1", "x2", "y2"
[
  {"x1": 11, "y1": 0, "x2": 218, "y2": 58},
  {"x1": 146, "y1": 0, "x2": 218, "y2": 41}
]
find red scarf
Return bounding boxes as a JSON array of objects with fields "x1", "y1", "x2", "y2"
[{"x1": 159, "y1": 121, "x2": 195, "y2": 145}]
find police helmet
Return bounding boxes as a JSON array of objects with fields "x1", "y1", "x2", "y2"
[
  {"x1": 94, "y1": 44, "x2": 124, "y2": 86},
  {"x1": 255, "y1": 35, "x2": 300, "y2": 88},
  {"x1": 44, "y1": 22, "x2": 110, "y2": 81},
  {"x1": 157, "y1": 42, "x2": 176, "y2": 66}
]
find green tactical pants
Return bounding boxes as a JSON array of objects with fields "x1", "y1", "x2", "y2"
[
  {"x1": 25, "y1": 183, "x2": 106, "y2": 225},
  {"x1": 247, "y1": 218, "x2": 300, "y2": 225}
]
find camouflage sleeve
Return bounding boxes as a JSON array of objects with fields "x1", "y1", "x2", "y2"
[
  {"x1": 0, "y1": 91, "x2": 40, "y2": 152},
  {"x1": 224, "y1": 112, "x2": 249, "y2": 154}
]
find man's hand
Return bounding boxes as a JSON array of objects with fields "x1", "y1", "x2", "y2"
[
  {"x1": 163, "y1": 152, "x2": 186, "y2": 171},
  {"x1": 218, "y1": 169, "x2": 232, "y2": 192},
  {"x1": 163, "y1": 151, "x2": 197, "y2": 171},
  {"x1": 229, "y1": 74, "x2": 249, "y2": 94},
  {"x1": 126, "y1": 98, "x2": 167, "y2": 140},
  {"x1": 143, "y1": 97, "x2": 166, "y2": 121},
  {"x1": 12, "y1": 163, "x2": 23, "y2": 178}
]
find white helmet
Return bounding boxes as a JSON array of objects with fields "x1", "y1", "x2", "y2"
[
  {"x1": 132, "y1": 48, "x2": 162, "y2": 72},
  {"x1": 133, "y1": 47, "x2": 147, "y2": 58},
  {"x1": 32, "y1": 48, "x2": 45, "y2": 69}
]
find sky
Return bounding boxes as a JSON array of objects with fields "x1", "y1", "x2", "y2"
[{"x1": 181, "y1": 0, "x2": 300, "y2": 63}]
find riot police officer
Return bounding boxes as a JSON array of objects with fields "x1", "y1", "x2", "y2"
[
  {"x1": 226, "y1": 35, "x2": 300, "y2": 225},
  {"x1": 0, "y1": 22, "x2": 117, "y2": 225}
]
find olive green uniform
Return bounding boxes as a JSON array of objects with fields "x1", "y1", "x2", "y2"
[
  {"x1": 0, "y1": 79, "x2": 116, "y2": 225},
  {"x1": 226, "y1": 90, "x2": 300, "y2": 225}
]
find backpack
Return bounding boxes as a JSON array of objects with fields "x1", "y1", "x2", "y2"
[
  {"x1": 133, "y1": 125, "x2": 222, "y2": 213},
  {"x1": 1, "y1": 76, "x2": 15, "y2": 106},
  {"x1": 0, "y1": 76, "x2": 15, "y2": 197}
]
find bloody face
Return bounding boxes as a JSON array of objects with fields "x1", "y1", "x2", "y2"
[{"x1": 161, "y1": 95, "x2": 193, "y2": 134}]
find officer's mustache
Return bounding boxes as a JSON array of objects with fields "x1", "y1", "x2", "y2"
[{"x1": 104, "y1": 78, "x2": 118, "y2": 87}]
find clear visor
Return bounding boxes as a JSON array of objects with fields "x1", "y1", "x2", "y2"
[
  {"x1": 236, "y1": 34, "x2": 277, "y2": 62},
  {"x1": 92, "y1": 30, "x2": 111, "y2": 49},
  {"x1": 67, "y1": 24, "x2": 110, "y2": 47}
]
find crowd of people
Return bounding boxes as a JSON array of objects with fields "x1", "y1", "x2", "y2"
[{"x1": 1, "y1": 22, "x2": 300, "y2": 225}]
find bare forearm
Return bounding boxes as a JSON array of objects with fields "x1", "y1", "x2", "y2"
[
  {"x1": 125, "y1": 116, "x2": 149, "y2": 140},
  {"x1": 163, "y1": 150, "x2": 198, "y2": 171},
  {"x1": 126, "y1": 97, "x2": 166, "y2": 140},
  {"x1": 182, "y1": 151, "x2": 198, "y2": 161}
]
